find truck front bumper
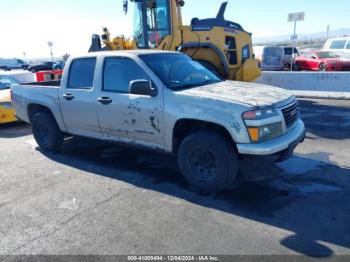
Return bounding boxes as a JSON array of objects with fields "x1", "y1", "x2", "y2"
[{"x1": 237, "y1": 120, "x2": 306, "y2": 156}]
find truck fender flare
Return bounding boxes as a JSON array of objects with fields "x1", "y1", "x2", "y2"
[
  {"x1": 177, "y1": 42, "x2": 229, "y2": 78},
  {"x1": 27, "y1": 103, "x2": 66, "y2": 132}
]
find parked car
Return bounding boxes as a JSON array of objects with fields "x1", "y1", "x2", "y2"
[
  {"x1": 53, "y1": 61, "x2": 65, "y2": 70},
  {"x1": 28, "y1": 61, "x2": 54, "y2": 73},
  {"x1": 262, "y1": 46, "x2": 299, "y2": 71},
  {"x1": 0, "y1": 58, "x2": 29, "y2": 71},
  {"x1": 294, "y1": 51, "x2": 350, "y2": 71},
  {"x1": 0, "y1": 78, "x2": 19, "y2": 124},
  {"x1": 323, "y1": 37, "x2": 350, "y2": 59},
  {"x1": 0, "y1": 71, "x2": 36, "y2": 124},
  {"x1": 11, "y1": 50, "x2": 305, "y2": 192}
]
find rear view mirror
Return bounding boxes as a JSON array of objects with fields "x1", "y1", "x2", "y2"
[
  {"x1": 130, "y1": 80, "x2": 157, "y2": 97},
  {"x1": 311, "y1": 56, "x2": 317, "y2": 59}
]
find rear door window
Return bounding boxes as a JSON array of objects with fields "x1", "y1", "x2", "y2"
[
  {"x1": 68, "y1": 58, "x2": 96, "y2": 89},
  {"x1": 330, "y1": 40, "x2": 346, "y2": 49},
  {"x1": 346, "y1": 41, "x2": 350, "y2": 49}
]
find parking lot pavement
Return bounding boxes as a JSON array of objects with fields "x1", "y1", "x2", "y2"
[{"x1": 0, "y1": 98, "x2": 349, "y2": 257}]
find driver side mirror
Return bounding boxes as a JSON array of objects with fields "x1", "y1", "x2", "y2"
[
  {"x1": 311, "y1": 56, "x2": 318, "y2": 59},
  {"x1": 130, "y1": 80, "x2": 157, "y2": 97}
]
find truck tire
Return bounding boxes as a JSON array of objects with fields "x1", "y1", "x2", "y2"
[
  {"x1": 32, "y1": 112, "x2": 63, "y2": 152},
  {"x1": 177, "y1": 130, "x2": 239, "y2": 192}
]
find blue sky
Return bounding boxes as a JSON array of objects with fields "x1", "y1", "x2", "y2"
[{"x1": 0, "y1": 0, "x2": 349, "y2": 58}]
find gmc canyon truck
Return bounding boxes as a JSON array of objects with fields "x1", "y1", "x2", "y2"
[{"x1": 11, "y1": 50, "x2": 305, "y2": 192}]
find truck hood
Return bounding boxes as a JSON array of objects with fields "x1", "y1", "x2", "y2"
[
  {"x1": 176, "y1": 81, "x2": 293, "y2": 107},
  {"x1": 0, "y1": 89, "x2": 11, "y2": 103}
]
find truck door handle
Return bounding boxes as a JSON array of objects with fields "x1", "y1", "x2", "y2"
[
  {"x1": 63, "y1": 93, "x2": 74, "y2": 101},
  {"x1": 98, "y1": 97, "x2": 113, "y2": 105}
]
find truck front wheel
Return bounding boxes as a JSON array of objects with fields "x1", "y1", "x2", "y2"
[
  {"x1": 32, "y1": 112, "x2": 64, "y2": 152},
  {"x1": 177, "y1": 131, "x2": 239, "y2": 193}
]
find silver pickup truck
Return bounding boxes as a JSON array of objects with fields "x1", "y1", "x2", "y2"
[{"x1": 11, "y1": 50, "x2": 305, "y2": 192}]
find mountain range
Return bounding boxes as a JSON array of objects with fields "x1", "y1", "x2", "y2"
[{"x1": 253, "y1": 28, "x2": 350, "y2": 44}]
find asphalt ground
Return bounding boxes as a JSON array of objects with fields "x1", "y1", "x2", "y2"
[{"x1": 0, "y1": 98, "x2": 349, "y2": 257}]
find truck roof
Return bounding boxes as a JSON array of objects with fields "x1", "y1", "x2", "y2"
[{"x1": 71, "y1": 50, "x2": 180, "y2": 60}]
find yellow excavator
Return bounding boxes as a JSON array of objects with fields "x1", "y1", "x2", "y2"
[{"x1": 89, "y1": 0, "x2": 261, "y2": 82}]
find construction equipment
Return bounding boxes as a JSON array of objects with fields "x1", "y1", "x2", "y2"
[{"x1": 89, "y1": 0, "x2": 261, "y2": 82}]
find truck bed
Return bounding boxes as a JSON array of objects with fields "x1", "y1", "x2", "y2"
[{"x1": 11, "y1": 82, "x2": 61, "y2": 124}]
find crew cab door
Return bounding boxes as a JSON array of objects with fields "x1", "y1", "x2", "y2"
[
  {"x1": 59, "y1": 57, "x2": 101, "y2": 138},
  {"x1": 96, "y1": 56, "x2": 164, "y2": 148}
]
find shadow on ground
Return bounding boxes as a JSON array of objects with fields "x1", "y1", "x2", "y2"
[
  {"x1": 0, "y1": 122, "x2": 31, "y2": 138},
  {"x1": 40, "y1": 136, "x2": 350, "y2": 257},
  {"x1": 299, "y1": 99, "x2": 350, "y2": 140}
]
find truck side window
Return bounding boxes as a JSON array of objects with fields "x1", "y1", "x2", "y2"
[
  {"x1": 103, "y1": 57, "x2": 149, "y2": 93},
  {"x1": 68, "y1": 58, "x2": 96, "y2": 89}
]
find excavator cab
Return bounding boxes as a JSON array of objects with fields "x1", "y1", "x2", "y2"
[
  {"x1": 89, "y1": 0, "x2": 261, "y2": 82},
  {"x1": 132, "y1": 0, "x2": 172, "y2": 48}
]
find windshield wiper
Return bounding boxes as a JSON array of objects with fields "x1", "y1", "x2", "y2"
[
  {"x1": 197, "y1": 79, "x2": 221, "y2": 87},
  {"x1": 172, "y1": 83, "x2": 200, "y2": 90}
]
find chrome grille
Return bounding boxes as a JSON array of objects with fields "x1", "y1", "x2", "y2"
[{"x1": 282, "y1": 101, "x2": 300, "y2": 128}]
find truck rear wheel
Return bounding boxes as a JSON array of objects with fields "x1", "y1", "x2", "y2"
[
  {"x1": 177, "y1": 130, "x2": 239, "y2": 193},
  {"x1": 32, "y1": 112, "x2": 63, "y2": 152}
]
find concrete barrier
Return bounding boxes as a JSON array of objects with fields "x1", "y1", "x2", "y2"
[{"x1": 254, "y1": 71, "x2": 350, "y2": 99}]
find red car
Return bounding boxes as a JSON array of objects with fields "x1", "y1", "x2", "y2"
[{"x1": 294, "y1": 51, "x2": 350, "y2": 71}]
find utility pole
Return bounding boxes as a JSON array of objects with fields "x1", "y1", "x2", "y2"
[
  {"x1": 47, "y1": 41, "x2": 54, "y2": 62},
  {"x1": 326, "y1": 25, "x2": 330, "y2": 39}
]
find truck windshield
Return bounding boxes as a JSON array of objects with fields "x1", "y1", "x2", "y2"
[{"x1": 140, "y1": 53, "x2": 223, "y2": 90}]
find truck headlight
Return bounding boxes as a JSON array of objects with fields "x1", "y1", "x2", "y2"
[
  {"x1": 243, "y1": 107, "x2": 279, "y2": 120},
  {"x1": 247, "y1": 122, "x2": 283, "y2": 143},
  {"x1": 0, "y1": 102, "x2": 13, "y2": 109}
]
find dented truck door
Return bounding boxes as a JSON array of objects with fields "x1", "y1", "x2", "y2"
[{"x1": 96, "y1": 56, "x2": 164, "y2": 148}]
